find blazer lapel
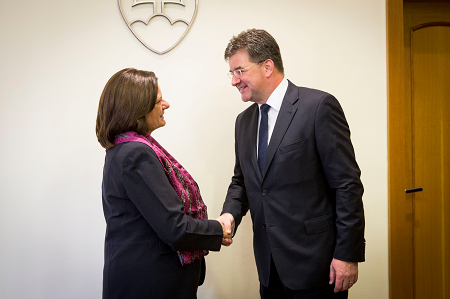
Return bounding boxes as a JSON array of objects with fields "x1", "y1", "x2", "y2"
[
  {"x1": 247, "y1": 104, "x2": 263, "y2": 182},
  {"x1": 262, "y1": 81, "x2": 298, "y2": 178}
]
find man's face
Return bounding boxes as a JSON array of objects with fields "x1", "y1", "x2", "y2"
[{"x1": 228, "y1": 51, "x2": 266, "y2": 104}]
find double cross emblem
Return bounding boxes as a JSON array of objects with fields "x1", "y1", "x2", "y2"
[
  {"x1": 131, "y1": 0, "x2": 185, "y2": 17},
  {"x1": 119, "y1": 0, "x2": 198, "y2": 54}
]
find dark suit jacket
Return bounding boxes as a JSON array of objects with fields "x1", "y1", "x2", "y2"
[
  {"x1": 102, "y1": 141, "x2": 223, "y2": 299},
  {"x1": 222, "y1": 80, "x2": 365, "y2": 290}
]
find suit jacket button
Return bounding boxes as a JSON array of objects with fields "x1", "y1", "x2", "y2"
[
  {"x1": 262, "y1": 190, "x2": 267, "y2": 196},
  {"x1": 263, "y1": 224, "x2": 266, "y2": 228}
]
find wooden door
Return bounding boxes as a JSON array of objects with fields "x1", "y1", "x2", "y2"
[{"x1": 388, "y1": 1, "x2": 450, "y2": 298}]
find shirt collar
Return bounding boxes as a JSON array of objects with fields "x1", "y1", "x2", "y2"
[{"x1": 259, "y1": 78, "x2": 288, "y2": 112}]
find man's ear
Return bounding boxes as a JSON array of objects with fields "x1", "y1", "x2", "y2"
[{"x1": 264, "y1": 59, "x2": 275, "y2": 78}]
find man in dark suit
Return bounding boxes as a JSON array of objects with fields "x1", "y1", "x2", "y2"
[{"x1": 217, "y1": 29, "x2": 365, "y2": 298}]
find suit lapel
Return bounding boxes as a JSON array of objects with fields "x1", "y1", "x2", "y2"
[
  {"x1": 262, "y1": 81, "x2": 298, "y2": 178},
  {"x1": 249, "y1": 104, "x2": 263, "y2": 182}
]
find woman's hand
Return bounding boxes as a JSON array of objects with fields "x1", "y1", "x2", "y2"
[
  {"x1": 210, "y1": 216, "x2": 233, "y2": 246},
  {"x1": 220, "y1": 221, "x2": 233, "y2": 240},
  {"x1": 216, "y1": 213, "x2": 235, "y2": 246}
]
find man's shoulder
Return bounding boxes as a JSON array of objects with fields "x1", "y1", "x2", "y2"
[
  {"x1": 287, "y1": 80, "x2": 332, "y2": 99},
  {"x1": 237, "y1": 102, "x2": 258, "y2": 119},
  {"x1": 285, "y1": 81, "x2": 340, "y2": 111}
]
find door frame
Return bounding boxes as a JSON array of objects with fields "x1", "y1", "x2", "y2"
[
  {"x1": 387, "y1": 1, "x2": 450, "y2": 297},
  {"x1": 386, "y1": 0, "x2": 414, "y2": 298}
]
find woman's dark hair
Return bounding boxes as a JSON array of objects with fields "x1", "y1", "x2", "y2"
[
  {"x1": 96, "y1": 68, "x2": 158, "y2": 149},
  {"x1": 224, "y1": 29, "x2": 284, "y2": 74}
]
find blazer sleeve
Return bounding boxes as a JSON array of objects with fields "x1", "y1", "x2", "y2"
[
  {"x1": 121, "y1": 143, "x2": 223, "y2": 252},
  {"x1": 221, "y1": 113, "x2": 250, "y2": 231},
  {"x1": 315, "y1": 94, "x2": 365, "y2": 262}
]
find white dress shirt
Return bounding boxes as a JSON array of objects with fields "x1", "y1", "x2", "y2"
[{"x1": 257, "y1": 78, "x2": 289, "y2": 158}]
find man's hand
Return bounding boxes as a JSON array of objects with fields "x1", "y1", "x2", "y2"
[
  {"x1": 216, "y1": 213, "x2": 235, "y2": 246},
  {"x1": 329, "y1": 258, "x2": 358, "y2": 293},
  {"x1": 220, "y1": 221, "x2": 232, "y2": 239}
]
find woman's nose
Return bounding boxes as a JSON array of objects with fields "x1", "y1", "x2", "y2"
[{"x1": 162, "y1": 100, "x2": 170, "y2": 109}]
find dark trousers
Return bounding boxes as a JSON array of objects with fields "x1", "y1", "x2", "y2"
[{"x1": 260, "y1": 258, "x2": 348, "y2": 299}]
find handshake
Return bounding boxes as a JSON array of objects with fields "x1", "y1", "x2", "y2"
[{"x1": 213, "y1": 213, "x2": 235, "y2": 247}]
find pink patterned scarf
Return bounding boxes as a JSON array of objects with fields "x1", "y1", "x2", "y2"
[{"x1": 114, "y1": 131, "x2": 209, "y2": 266}]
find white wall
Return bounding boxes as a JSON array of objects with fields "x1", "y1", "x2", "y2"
[{"x1": 0, "y1": 0, "x2": 388, "y2": 298}]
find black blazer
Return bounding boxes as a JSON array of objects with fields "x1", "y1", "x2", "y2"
[
  {"x1": 102, "y1": 142, "x2": 223, "y2": 299},
  {"x1": 222, "y1": 80, "x2": 365, "y2": 290}
]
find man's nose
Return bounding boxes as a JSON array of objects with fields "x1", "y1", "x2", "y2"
[{"x1": 231, "y1": 75, "x2": 240, "y2": 86}]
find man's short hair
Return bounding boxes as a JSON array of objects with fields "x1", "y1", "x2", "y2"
[{"x1": 224, "y1": 29, "x2": 284, "y2": 74}]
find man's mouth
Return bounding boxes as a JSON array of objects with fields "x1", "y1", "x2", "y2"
[{"x1": 238, "y1": 85, "x2": 247, "y2": 93}]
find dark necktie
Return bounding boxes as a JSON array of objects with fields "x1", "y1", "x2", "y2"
[{"x1": 258, "y1": 104, "x2": 270, "y2": 174}]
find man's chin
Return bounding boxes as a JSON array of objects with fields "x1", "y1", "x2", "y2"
[{"x1": 240, "y1": 95, "x2": 251, "y2": 102}]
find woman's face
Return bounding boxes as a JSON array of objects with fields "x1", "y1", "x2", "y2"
[{"x1": 145, "y1": 85, "x2": 170, "y2": 134}]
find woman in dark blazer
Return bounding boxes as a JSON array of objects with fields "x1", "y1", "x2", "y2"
[{"x1": 96, "y1": 68, "x2": 230, "y2": 299}]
